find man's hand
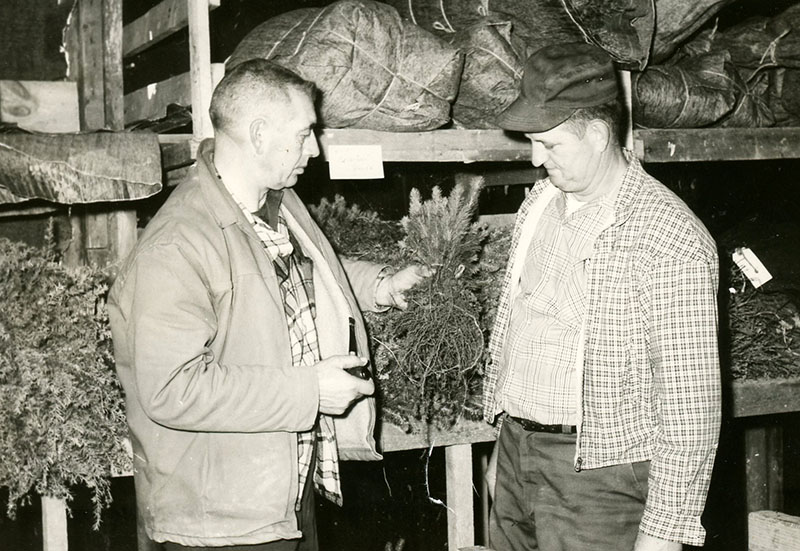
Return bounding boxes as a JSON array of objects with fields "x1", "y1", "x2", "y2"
[
  {"x1": 315, "y1": 355, "x2": 375, "y2": 415},
  {"x1": 633, "y1": 531, "x2": 681, "y2": 551},
  {"x1": 375, "y1": 265, "x2": 432, "y2": 310}
]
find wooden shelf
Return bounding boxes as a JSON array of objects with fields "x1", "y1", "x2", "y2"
[
  {"x1": 380, "y1": 418, "x2": 494, "y2": 453},
  {"x1": 158, "y1": 127, "x2": 800, "y2": 170},
  {"x1": 634, "y1": 127, "x2": 800, "y2": 163},
  {"x1": 730, "y1": 376, "x2": 800, "y2": 418}
]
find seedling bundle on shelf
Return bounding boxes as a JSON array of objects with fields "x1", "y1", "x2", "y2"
[{"x1": 0, "y1": 235, "x2": 130, "y2": 527}]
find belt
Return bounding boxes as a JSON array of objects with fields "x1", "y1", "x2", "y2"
[{"x1": 508, "y1": 415, "x2": 577, "y2": 434}]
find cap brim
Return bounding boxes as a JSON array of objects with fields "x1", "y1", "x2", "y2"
[{"x1": 496, "y1": 97, "x2": 577, "y2": 133}]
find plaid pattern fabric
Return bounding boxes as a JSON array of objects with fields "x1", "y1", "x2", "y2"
[
  {"x1": 497, "y1": 189, "x2": 615, "y2": 425},
  {"x1": 224, "y1": 188, "x2": 343, "y2": 508},
  {"x1": 484, "y1": 157, "x2": 720, "y2": 546}
]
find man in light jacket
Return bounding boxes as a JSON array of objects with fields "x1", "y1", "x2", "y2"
[{"x1": 109, "y1": 59, "x2": 425, "y2": 550}]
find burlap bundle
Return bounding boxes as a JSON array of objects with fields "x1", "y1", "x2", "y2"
[
  {"x1": 652, "y1": 0, "x2": 736, "y2": 62},
  {"x1": 381, "y1": 0, "x2": 487, "y2": 35},
  {"x1": 768, "y1": 68, "x2": 800, "y2": 126},
  {"x1": 633, "y1": 51, "x2": 773, "y2": 128},
  {"x1": 697, "y1": 4, "x2": 800, "y2": 70},
  {"x1": 559, "y1": 0, "x2": 654, "y2": 70},
  {"x1": 226, "y1": 0, "x2": 463, "y2": 131},
  {"x1": 448, "y1": 19, "x2": 524, "y2": 128}
]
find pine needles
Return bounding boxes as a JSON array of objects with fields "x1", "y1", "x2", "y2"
[
  {"x1": 727, "y1": 263, "x2": 800, "y2": 380},
  {"x1": 314, "y1": 178, "x2": 496, "y2": 431},
  {"x1": 0, "y1": 235, "x2": 131, "y2": 528}
]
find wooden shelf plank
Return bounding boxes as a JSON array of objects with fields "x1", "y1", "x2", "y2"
[
  {"x1": 635, "y1": 127, "x2": 800, "y2": 163},
  {"x1": 123, "y1": 0, "x2": 220, "y2": 58},
  {"x1": 159, "y1": 127, "x2": 800, "y2": 168},
  {"x1": 320, "y1": 129, "x2": 531, "y2": 163},
  {"x1": 730, "y1": 377, "x2": 800, "y2": 418},
  {"x1": 379, "y1": 419, "x2": 495, "y2": 453}
]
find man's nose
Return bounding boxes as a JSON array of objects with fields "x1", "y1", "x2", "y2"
[
  {"x1": 530, "y1": 142, "x2": 546, "y2": 167},
  {"x1": 306, "y1": 134, "x2": 320, "y2": 158}
]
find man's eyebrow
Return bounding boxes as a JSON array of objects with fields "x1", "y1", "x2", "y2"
[{"x1": 529, "y1": 136, "x2": 555, "y2": 146}]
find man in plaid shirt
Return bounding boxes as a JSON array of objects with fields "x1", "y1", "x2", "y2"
[{"x1": 482, "y1": 43, "x2": 721, "y2": 551}]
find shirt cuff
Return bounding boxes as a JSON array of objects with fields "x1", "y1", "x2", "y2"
[{"x1": 640, "y1": 506, "x2": 706, "y2": 547}]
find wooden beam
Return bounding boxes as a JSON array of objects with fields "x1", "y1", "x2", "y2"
[
  {"x1": 320, "y1": 129, "x2": 531, "y2": 163},
  {"x1": 103, "y1": 0, "x2": 124, "y2": 130},
  {"x1": 731, "y1": 377, "x2": 800, "y2": 418},
  {"x1": 124, "y1": 64, "x2": 224, "y2": 124},
  {"x1": 188, "y1": 0, "x2": 215, "y2": 140},
  {"x1": 41, "y1": 497, "x2": 68, "y2": 551},
  {"x1": 380, "y1": 419, "x2": 494, "y2": 453},
  {"x1": 76, "y1": 0, "x2": 106, "y2": 130},
  {"x1": 445, "y1": 444, "x2": 475, "y2": 551},
  {"x1": 123, "y1": 0, "x2": 221, "y2": 57},
  {"x1": 157, "y1": 127, "x2": 800, "y2": 169},
  {"x1": 749, "y1": 511, "x2": 800, "y2": 551},
  {"x1": 745, "y1": 425, "x2": 784, "y2": 513},
  {"x1": 635, "y1": 127, "x2": 800, "y2": 163},
  {"x1": 0, "y1": 81, "x2": 80, "y2": 133}
]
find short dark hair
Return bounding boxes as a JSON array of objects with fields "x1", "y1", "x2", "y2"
[
  {"x1": 210, "y1": 59, "x2": 317, "y2": 133},
  {"x1": 561, "y1": 98, "x2": 626, "y2": 146}
]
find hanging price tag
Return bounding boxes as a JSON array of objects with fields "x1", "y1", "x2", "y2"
[{"x1": 732, "y1": 247, "x2": 772, "y2": 289}]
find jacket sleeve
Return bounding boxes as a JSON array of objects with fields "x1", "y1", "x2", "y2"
[
  {"x1": 118, "y1": 243, "x2": 320, "y2": 434},
  {"x1": 639, "y1": 254, "x2": 721, "y2": 546},
  {"x1": 340, "y1": 257, "x2": 391, "y2": 313}
]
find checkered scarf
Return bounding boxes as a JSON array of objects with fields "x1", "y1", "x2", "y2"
[{"x1": 225, "y1": 186, "x2": 342, "y2": 508}]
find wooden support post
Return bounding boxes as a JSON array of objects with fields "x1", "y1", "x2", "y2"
[
  {"x1": 620, "y1": 70, "x2": 633, "y2": 151},
  {"x1": 64, "y1": 0, "x2": 139, "y2": 271},
  {"x1": 188, "y1": 0, "x2": 215, "y2": 141},
  {"x1": 745, "y1": 425, "x2": 784, "y2": 513},
  {"x1": 102, "y1": 0, "x2": 124, "y2": 130},
  {"x1": 476, "y1": 446, "x2": 491, "y2": 546},
  {"x1": 41, "y1": 497, "x2": 68, "y2": 551},
  {"x1": 445, "y1": 444, "x2": 475, "y2": 551}
]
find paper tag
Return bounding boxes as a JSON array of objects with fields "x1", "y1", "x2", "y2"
[
  {"x1": 732, "y1": 247, "x2": 772, "y2": 289},
  {"x1": 327, "y1": 144, "x2": 384, "y2": 180}
]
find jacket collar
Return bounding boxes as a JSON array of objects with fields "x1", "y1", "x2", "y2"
[{"x1": 195, "y1": 138, "x2": 322, "y2": 246}]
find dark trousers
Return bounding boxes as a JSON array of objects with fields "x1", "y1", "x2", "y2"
[
  {"x1": 489, "y1": 417, "x2": 650, "y2": 551},
  {"x1": 162, "y1": 460, "x2": 318, "y2": 551}
]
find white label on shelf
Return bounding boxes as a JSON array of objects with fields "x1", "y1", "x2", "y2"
[
  {"x1": 732, "y1": 247, "x2": 773, "y2": 289},
  {"x1": 327, "y1": 144, "x2": 384, "y2": 180}
]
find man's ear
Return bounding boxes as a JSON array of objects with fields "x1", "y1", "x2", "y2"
[
  {"x1": 587, "y1": 119, "x2": 612, "y2": 152},
  {"x1": 249, "y1": 118, "x2": 266, "y2": 154}
]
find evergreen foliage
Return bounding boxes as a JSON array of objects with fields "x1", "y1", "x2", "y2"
[
  {"x1": 313, "y1": 180, "x2": 504, "y2": 431},
  {"x1": 0, "y1": 235, "x2": 130, "y2": 528}
]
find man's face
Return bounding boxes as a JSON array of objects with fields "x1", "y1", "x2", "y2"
[
  {"x1": 258, "y1": 89, "x2": 319, "y2": 190},
  {"x1": 525, "y1": 122, "x2": 602, "y2": 197}
]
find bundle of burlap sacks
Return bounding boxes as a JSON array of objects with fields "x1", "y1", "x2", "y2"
[{"x1": 226, "y1": 0, "x2": 800, "y2": 130}]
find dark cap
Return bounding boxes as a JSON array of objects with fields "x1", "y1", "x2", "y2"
[{"x1": 497, "y1": 42, "x2": 618, "y2": 133}]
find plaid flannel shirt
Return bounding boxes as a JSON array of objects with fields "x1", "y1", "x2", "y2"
[{"x1": 483, "y1": 157, "x2": 721, "y2": 546}]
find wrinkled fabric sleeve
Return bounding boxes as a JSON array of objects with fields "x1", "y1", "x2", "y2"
[
  {"x1": 122, "y1": 243, "x2": 320, "y2": 433},
  {"x1": 640, "y1": 255, "x2": 721, "y2": 546},
  {"x1": 340, "y1": 257, "x2": 391, "y2": 312}
]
